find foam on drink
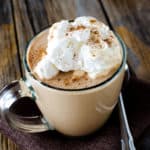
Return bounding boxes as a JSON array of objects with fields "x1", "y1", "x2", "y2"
[{"x1": 28, "y1": 16, "x2": 123, "y2": 89}]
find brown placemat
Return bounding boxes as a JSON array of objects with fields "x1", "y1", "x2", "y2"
[
  {"x1": 0, "y1": 118, "x2": 120, "y2": 150},
  {"x1": 0, "y1": 77, "x2": 150, "y2": 150}
]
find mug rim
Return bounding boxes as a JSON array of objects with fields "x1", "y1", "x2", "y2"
[{"x1": 24, "y1": 27, "x2": 127, "y2": 92}]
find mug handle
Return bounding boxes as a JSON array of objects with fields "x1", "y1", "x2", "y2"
[{"x1": 0, "y1": 79, "x2": 53, "y2": 133}]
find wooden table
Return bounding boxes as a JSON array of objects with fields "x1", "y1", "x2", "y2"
[{"x1": 0, "y1": 0, "x2": 149, "y2": 149}]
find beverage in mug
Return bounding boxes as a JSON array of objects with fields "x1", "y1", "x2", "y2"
[{"x1": 0, "y1": 16, "x2": 126, "y2": 136}]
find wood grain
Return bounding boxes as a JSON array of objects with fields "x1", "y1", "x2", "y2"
[
  {"x1": 44, "y1": 0, "x2": 107, "y2": 24},
  {"x1": 75, "y1": 0, "x2": 106, "y2": 22},
  {"x1": 12, "y1": 0, "x2": 34, "y2": 73},
  {"x1": 0, "y1": 0, "x2": 20, "y2": 149},
  {"x1": 25, "y1": 0, "x2": 49, "y2": 33},
  {"x1": 23, "y1": 0, "x2": 107, "y2": 31},
  {"x1": 0, "y1": 0, "x2": 21, "y2": 86},
  {"x1": 101, "y1": 0, "x2": 150, "y2": 81}
]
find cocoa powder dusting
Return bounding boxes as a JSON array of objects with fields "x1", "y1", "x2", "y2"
[
  {"x1": 69, "y1": 25, "x2": 86, "y2": 32},
  {"x1": 90, "y1": 19, "x2": 96, "y2": 23},
  {"x1": 104, "y1": 38, "x2": 113, "y2": 46},
  {"x1": 88, "y1": 28, "x2": 100, "y2": 44}
]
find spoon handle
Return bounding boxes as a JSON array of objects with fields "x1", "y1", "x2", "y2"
[{"x1": 118, "y1": 93, "x2": 136, "y2": 150}]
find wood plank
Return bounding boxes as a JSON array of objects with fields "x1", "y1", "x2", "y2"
[
  {"x1": 0, "y1": 0, "x2": 20, "y2": 149},
  {"x1": 0, "y1": 0, "x2": 21, "y2": 86},
  {"x1": 75, "y1": 0, "x2": 107, "y2": 22},
  {"x1": 101, "y1": 0, "x2": 150, "y2": 81},
  {"x1": 24, "y1": 0, "x2": 107, "y2": 32},
  {"x1": 24, "y1": 0, "x2": 50, "y2": 33},
  {"x1": 44, "y1": 0, "x2": 107, "y2": 24},
  {"x1": 12, "y1": 0, "x2": 34, "y2": 72}
]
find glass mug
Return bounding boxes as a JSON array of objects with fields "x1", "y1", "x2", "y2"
[{"x1": 0, "y1": 28, "x2": 127, "y2": 136}]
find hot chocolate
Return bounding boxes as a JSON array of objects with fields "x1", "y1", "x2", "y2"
[{"x1": 27, "y1": 16, "x2": 122, "y2": 89}]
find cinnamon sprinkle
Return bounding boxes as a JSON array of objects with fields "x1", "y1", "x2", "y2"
[
  {"x1": 88, "y1": 28, "x2": 100, "y2": 44},
  {"x1": 90, "y1": 19, "x2": 96, "y2": 23},
  {"x1": 69, "y1": 25, "x2": 86, "y2": 32},
  {"x1": 104, "y1": 38, "x2": 113, "y2": 46}
]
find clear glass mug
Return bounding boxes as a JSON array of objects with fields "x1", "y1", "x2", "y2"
[{"x1": 0, "y1": 28, "x2": 127, "y2": 136}]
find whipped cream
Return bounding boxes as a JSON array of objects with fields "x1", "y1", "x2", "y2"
[
  {"x1": 34, "y1": 16, "x2": 122, "y2": 79},
  {"x1": 34, "y1": 55, "x2": 59, "y2": 79}
]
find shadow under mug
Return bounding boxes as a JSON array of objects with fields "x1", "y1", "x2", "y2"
[{"x1": 0, "y1": 28, "x2": 127, "y2": 136}]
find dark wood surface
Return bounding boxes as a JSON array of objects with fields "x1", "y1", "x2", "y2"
[{"x1": 0, "y1": 0, "x2": 149, "y2": 149}]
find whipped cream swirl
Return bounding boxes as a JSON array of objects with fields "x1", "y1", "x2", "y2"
[{"x1": 34, "y1": 16, "x2": 122, "y2": 79}]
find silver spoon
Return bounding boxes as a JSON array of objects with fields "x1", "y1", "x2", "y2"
[{"x1": 118, "y1": 64, "x2": 136, "y2": 150}]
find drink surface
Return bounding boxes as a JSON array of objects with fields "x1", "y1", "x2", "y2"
[{"x1": 27, "y1": 17, "x2": 122, "y2": 89}]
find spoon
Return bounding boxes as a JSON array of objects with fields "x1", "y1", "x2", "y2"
[{"x1": 118, "y1": 64, "x2": 136, "y2": 150}]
